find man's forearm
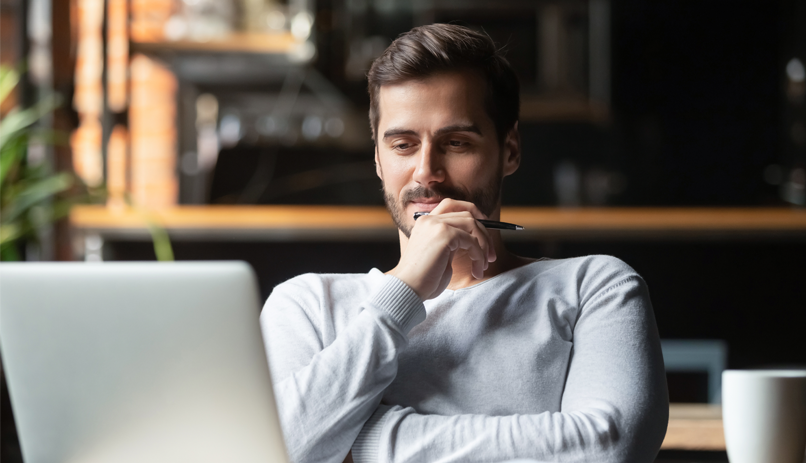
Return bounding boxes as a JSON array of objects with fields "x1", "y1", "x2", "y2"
[
  {"x1": 263, "y1": 276, "x2": 425, "y2": 463},
  {"x1": 352, "y1": 404, "x2": 665, "y2": 463},
  {"x1": 275, "y1": 311, "x2": 401, "y2": 463}
]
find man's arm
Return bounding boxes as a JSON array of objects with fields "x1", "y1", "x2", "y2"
[
  {"x1": 261, "y1": 275, "x2": 425, "y2": 463},
  {"x1": 351, "y1": 273, "x2": 669, "y2": 463}
]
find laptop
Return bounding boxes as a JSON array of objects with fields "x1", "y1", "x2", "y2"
[{"x1": 0, "y1": 261, "x2": 289, "y2": 463}]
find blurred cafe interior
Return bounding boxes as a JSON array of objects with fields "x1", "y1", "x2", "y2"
[{"x1": 1, "y1": 0, "x2": 805, "y2": 461}]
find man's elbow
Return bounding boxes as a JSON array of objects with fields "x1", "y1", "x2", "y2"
[{"x1": 557, "y1": 402, "x2": 667, "y2": 463}]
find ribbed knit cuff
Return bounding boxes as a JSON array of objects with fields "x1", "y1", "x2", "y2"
[
  {"x1": 352, "y1": 404, "x2": 393, "y2": 463},
  {"x1": 368, "y1": 275, "x2": 426, "y2": 335}
]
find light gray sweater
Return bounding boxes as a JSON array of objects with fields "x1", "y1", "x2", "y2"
[{"x1": 260, "y1": 255, "x2": 669, "y2": 463}]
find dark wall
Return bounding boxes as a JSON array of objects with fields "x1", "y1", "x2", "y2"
[
  {"x1": 507, "y1": 0, "x2": 785, "y2": 207},
  {"x1": 610, "y1": 0, "x2": 783, "y2": 206}
]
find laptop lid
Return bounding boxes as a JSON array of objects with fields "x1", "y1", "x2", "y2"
[{"x1": 0, "y1": 261, "x2": 288, "y2": 463}]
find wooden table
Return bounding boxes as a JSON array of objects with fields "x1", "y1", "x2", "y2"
[{"x1": 663, "y1": 404, "x2": 725, "y2": 451}]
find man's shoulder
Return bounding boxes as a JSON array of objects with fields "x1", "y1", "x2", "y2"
[
  {"x1": 279, "y1": 270, "x2": 372, "y2": 285},
  {"x1": 523, "y1": 254, "x2": 637, "y2": 280},
  {"x1": 270, "y1": 270, "x2": 383, "y2": 301},
  {"x1": 521, "y1": 255, "x2": 643, "y2": 302}
]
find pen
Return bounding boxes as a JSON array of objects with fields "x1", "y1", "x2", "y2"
[{"x1": 413, "y1": 212, "x2": 525, "y2": 230}]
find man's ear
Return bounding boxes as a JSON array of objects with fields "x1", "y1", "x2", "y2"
[
  {"x1": 374, "y1": 145, "x2": 383, "y2": 179},
  {"x1": 502, "y1": 122, "x2": 521, "y2": 177}
]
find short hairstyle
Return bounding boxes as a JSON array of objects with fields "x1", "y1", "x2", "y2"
[{"x1": 367, "y1": 23, "x2": 520, "y2": 145}]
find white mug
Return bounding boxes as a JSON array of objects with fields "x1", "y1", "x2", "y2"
[{"x1": 722, "y1": 370, "x2": 806, "y2": 463}]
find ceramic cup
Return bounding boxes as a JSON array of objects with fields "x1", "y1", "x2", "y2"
[{"x1": 722, "y1": 370, "x2": 806, "y2": 463}]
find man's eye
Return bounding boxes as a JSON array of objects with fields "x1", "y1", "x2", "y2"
[
  {"x1": 394, "y1": 143, "x2": 411, "y2": 150},
  {"x1": 449, "y1": 140, "x2": 463, "y2": 147}
]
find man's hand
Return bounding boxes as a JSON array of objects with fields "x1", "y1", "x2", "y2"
[{"x1": 390, "y1": 199, "x2": 497, "y2": 301}]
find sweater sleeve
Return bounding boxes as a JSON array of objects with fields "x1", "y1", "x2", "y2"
[
  {"x1": 260, "y1": 274, "x2": 426, "y2": 463},
  {"x1": 351, "y1": 273, "x2": 669, "y2": 463}
]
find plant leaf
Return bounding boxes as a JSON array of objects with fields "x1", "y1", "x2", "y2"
[
  {"x1": 0, "y1": 131, "x2": 27, "y2": 188},
  {"x1": 0, "y1": 93, "x2": 62, "y2": 150},
  {"x1": 0, "y1": 223, "x2": 22, "y2": 245},
  {"x1": 1, "y1": 173, "x2": 74, "y2": 223},
  {"x1": 146, "y1": 221, "x2": 175, "y2": 262},
  {"x1": 0, "y1": 66, "x2": 20, "y2": 107},
  {"x1": 0, "y1": 240, "x2": 21, "y2": 261}
]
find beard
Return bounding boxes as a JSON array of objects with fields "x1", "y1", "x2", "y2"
[{"x1": 383, "y1": 170, "x2": 503, "y2": 238}]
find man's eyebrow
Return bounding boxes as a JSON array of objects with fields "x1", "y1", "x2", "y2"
[
  {"x1": 382, "y1": 124, "x2": 483, "y2": 141},
  {"x1": 434, "y1": 124, "x2": 483, "y2": 137},
  {"x1": 382, "y1": 128, "x2": 417, "y2": 140}
]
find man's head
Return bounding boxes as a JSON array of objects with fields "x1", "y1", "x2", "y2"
[
  {"x1": 368, "y1": 24, "x2": 521, "y2": 237},
  {"x1": 368, "y1": 24, "x2": 520, "y2": 146}
]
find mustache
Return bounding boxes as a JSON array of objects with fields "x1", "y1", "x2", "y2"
[{"x1": 400, "y1": 185, "x2": 470, "y2": 205}]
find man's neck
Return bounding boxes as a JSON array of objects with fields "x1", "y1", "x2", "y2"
[{"x1": 445, "y1": 233, "x2": 529, "y2": 290}]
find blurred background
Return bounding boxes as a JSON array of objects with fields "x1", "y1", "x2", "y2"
[{"x1": 1, "y1": 0, "x2": 805, "y2": 461}]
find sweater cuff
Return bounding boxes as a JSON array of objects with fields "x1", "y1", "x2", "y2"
[
  {"x1": 352, "y1": 404, "x2": 393, "y2": 463},
  {"x1": 368, "y1": 275, "x2": 426, "y2": 335}
]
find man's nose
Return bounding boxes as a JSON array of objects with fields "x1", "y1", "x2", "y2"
[{"x1": 413, "y1": 142, "x2": 445, "y2": 185}]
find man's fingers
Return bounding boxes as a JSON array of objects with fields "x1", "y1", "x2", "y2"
[
  {"x1": 422, "y1": 213, "x2": 494, "y2": 267},
  {"x1": 426, "y1": 198, "x2": 498, "y2": 263},
  {"x1": 431, "y1": 198, "x2": 486, "y2": 220},
  {"x1": 445, "y1": 226, "x2": 488, "y2": 279}
]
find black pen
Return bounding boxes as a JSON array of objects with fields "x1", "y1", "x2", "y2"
[{"x1": 413, "y1": 212, "x2": 524, "y2": 230}]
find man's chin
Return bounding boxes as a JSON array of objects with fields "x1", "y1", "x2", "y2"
[{"x1": 396, "y1": 220, "x2": 413, "y2": 239}]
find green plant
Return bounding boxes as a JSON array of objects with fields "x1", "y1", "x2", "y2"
[
  {"x1": 0, "y1": 66, "x2": 105, "y2": 260},
  {"x1": 133, "y1": 204, "x2": 175, "y2": 262},
  {"x1": 1, "y1": 66, "x2": 174, "y2": 262}
]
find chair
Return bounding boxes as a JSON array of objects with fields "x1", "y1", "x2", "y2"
[{"x1": 660, "y1": 339, "x2": 727, "y2": 404}]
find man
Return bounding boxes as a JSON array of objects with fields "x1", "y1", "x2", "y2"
[{"x1": 260, "y1": 24, "x2": 668, "y2": 463}]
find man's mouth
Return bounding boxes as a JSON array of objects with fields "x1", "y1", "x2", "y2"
[{"x1": 407, "y1": 197, "x2": 442, "y2": 213}]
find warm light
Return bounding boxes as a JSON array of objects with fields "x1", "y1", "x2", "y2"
[
  {"x1": 106, "y1": 126, "x2": 129, "y2": 210},
  {"x1": 129, "y1": 54, "x2": 179, "y2": 209},
  {"x1": 290, "y1": 12, "x2": 313, "y2": 41},
  {"x1": 70, "y1": 117, "x2": 103, "y2": 187},
  {"x1": 266, "y1": 10, "x2": 286, "y2": 31},
  {"x1": 106, "y1": 0, "x2": 128, "y2": 112},
  {"x1": 196, "y1": 94, "x2": 218, "y2": 125}
]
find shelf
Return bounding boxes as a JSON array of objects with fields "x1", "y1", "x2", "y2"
[
  {"x1": 663, "y1": 404, "x2": 725, "y2": 451},
  {"x1": 69, "y1": 205, "x2": 806, "y2": 242},
  {"x1": 131, "y1": 32, "x2": 298, "y2": 54},
  {"x1": 501, "y1": 207, "x2": 806, "y2": 240},
  {"x1": 70, "y1": 205, "x2": 398, "y2": 241}
]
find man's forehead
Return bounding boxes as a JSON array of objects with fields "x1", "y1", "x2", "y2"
[{"x1": 376, "y1": 72, "x2": 491, "y2": 134}]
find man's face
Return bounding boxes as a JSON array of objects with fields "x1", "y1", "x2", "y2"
[{"x1": 375, "y1": 71, "x2": 519, "y2": 237}]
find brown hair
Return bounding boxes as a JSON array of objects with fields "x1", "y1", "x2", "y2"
[{"x1": 367, "y1": 23, "x2": 520, "y2": 144}]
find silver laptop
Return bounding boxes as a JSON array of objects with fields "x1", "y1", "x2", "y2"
[{"x1": 0, "y1": 261, "x2": 288, "y2": 463}]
